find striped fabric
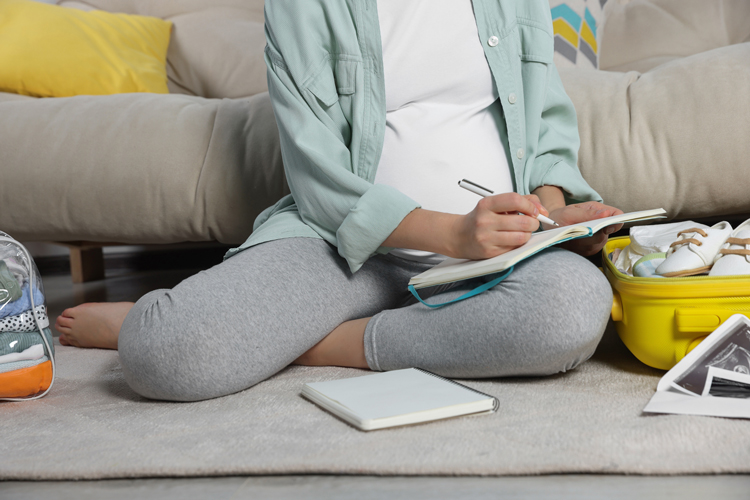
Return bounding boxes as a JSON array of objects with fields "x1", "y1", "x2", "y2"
[{"x1": 549, "y1": 0, "x2": 607, "y2": 69}]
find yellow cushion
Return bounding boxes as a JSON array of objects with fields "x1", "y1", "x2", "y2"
[{"x1": 0, "y1": 0, "x2": 172, "y2": 97}]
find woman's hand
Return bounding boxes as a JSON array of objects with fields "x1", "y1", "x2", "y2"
[
  {"x1": 448, "y1": 193, "x2": 548, "y2": 260},
  {"x1": 547, "y1": 202, "x2": 624, "y2": 256}
]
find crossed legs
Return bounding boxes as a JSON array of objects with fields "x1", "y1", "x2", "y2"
[{"x1": 55, "y1": 238, "x2": 612, "y2": 401}]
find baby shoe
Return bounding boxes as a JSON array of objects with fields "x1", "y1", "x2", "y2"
[
  {"x1": 655, "y1": 221, "x2": 733, "y2": 277},
  {"x1": 708, "y1": 219, "x2": 750, "y2": 276}
]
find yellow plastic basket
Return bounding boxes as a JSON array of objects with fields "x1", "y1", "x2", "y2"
[{"x1": 602, "y1": 236, "x2": 750, "y2": 370}]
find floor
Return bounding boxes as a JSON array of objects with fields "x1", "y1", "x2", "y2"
[
  {"x1": 3, "y1": 255, "x2": 750, "y2": 498},
  {"x1": 4, "y1": 474, "x2": 750, "y2": 500}
]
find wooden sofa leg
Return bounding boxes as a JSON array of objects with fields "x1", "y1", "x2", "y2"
[{"x1": 69, "y1": 246, "x2": 105, "y2": 283}]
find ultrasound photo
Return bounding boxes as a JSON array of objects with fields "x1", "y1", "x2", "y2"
[
  {"x1": 673, "y1": 323, "x2": 750, "y2": 395},
  {"x1": 708, "y1": 375, "x2": 750, "y2": 398}
]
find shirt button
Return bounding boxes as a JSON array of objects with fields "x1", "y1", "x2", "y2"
[
  {"x1": 517, "y1": 148, "x2": 525, "y2": 159},
  {"x1": 488, "y1": 36, "x2": 499, "y2": 47},
  {"x1": 508, "y1": 93, "x2": 517, "y2": 104}
]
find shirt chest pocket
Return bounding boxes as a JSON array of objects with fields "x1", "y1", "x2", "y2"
[
  {"x1": 511, "y1": 23, "x2": 553, "y2": 117},
  {"x1": 516, "y1": 23, "x2": 554, "y2": 64},
  {"x1": 305, "y1": 59, "x2": 359, "y2": 147}
]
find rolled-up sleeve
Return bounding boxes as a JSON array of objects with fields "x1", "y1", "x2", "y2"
[
  {"x1": 530, "y1": 63, "x2": 602, "y2": 204},
  {"x1": 264, "y1": 26, "x2": 419, "y2": 272}
]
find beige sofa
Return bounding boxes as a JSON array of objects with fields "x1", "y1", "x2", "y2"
[
  {"x1": 568, "y1": 0, "x2": 750, "y2": 220},
  {"x1": 1, "y1": 0, "x2": 285, "y2": 247},
  {"x1": 0, "y1": 0, "x2": 748, "y2": 279}
]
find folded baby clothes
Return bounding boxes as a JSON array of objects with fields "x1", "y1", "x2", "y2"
[
  {"x1": 0, "y1": 284, "x2": 45, "y2": 319},
  {"x1": 0, "y1": 356, "x2": 47, "y2": 374},
  {"x1": 0, "y1": 305, "x2": 49, "y2": 333},
  {"x1": 0, "y1": 260, "x2": 22, "y2": 303},
  {"x1": 0, "y1": 232, "x2": 54, "y2": 401},
  {"x1": 0, "y1": 328, "x2": 54, "y2": 357},
  {"x1": 633, "y1": 253, "x2": 667, "y2": 278},
  {"x1": 1, "y1": 256, "x2": 28, "y2": 287},
  {"x1": 0, "y1": 344, "x2": 44, "y2": 364}
]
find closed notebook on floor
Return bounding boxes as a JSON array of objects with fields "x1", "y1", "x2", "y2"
[{"x1": 301, "y1": 368, "x2": 498, "y2": 431}]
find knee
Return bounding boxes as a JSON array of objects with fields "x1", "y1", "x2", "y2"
[
  {"x1": 528, "y1": 251, "x2": 613, "y2": 374},
  {"x1": 117, "y1": 290, "x2": 202, "y2": 401},
  {"x1": 118, "y1": 289, "x2": 266, "y2": 402}
]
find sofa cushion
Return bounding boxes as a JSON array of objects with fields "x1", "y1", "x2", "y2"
[
  {"x1": 549, "y1": 0, "x2": 606, "y2": 69},
  {"x1": 0, "y1": 92, "x2": 287, "y2": 244},
  {"x1": 0, "y1": 0, "x2": 172, "y2": 98},
  {"x1": 0, "y1": 92, "x2": 34, "y2": 102},
  {"x1": 58, "y1": 0, "x2": 268, "y2": 99},
  {"x1": 600, "y1": 0, "x2": 750, "y2": 73},
  {"x1": 561, "y1": 42, "x2": 750, "y2": 220}
]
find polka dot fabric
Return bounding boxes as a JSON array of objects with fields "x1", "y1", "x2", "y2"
[{"x1": 0, "y1": 305, "x2": 49, "y2": 333}]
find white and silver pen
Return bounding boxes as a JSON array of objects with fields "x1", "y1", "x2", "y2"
[{"x1": 458, "y1": 179, "x2": 560, "y2": 227}]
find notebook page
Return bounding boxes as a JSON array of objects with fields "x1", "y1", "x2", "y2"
[
  {"x1": 409, "y1": 208, "x2": 667, "y2": 288},
  {"x1": 582, "y1": 208, "x2": 667, "y2": 234},
  {"x1": 409, "y1": 225, "x2": 580, "y2": 287},
  {"x1": 304, "y1": 369, "x2": 491, "y2": 421}
]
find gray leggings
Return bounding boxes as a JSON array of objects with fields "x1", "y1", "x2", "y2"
[{"x1": 118, "y1": 238, "x2": 613, "y2": 401}]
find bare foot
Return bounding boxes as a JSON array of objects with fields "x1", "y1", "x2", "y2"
[{"x1": 55, "y1": 302, "x2": 135, "y2": 350}]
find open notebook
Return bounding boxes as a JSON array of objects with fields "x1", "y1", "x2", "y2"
[
  {"x1": 409, "y1": 208, "x2": 667, "y2": 290},
  {"x1": 302, "y1": 368, "x2": 498, "y2": 431}
]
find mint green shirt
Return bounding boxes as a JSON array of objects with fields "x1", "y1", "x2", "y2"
[{"x1": 226, "y1": 0, "x2": 602, "y2": 272}]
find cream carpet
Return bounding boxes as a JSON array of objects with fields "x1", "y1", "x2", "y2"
[{"x1": 1, "y1": 323, "x2": 749, "y2": 480}]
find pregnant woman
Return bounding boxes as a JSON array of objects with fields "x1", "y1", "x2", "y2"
[{"x1": 56, "y1": 0, "x2": 621, "y2": 401}]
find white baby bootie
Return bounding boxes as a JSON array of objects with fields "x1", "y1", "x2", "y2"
[
  {"x1": 708, "y1": 218, "x2": 750, "y2": 276},
  {"x1": 656, "y1": 221, "x2": 733, "y2": 277}
]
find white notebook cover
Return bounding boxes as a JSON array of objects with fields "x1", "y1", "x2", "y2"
[{"x1": 302, "y1": 368, "x2": 498, "y2": 431}]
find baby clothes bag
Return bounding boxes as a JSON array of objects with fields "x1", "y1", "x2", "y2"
[{"x1": 0, "y1": 231, "x2": 55, "y2": 400}]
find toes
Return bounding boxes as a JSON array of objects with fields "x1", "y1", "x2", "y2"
[
  {"x1": 56, "y1": 315, "x2": 74, "y2": 329},
  {"x1": 59, "y1": 333, "x2": 80, "y2": 348},
  {"x1": 60, "y1": 307, "x2": 77, "y2": 318}
]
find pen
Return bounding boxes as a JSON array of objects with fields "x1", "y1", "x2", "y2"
[{"x1": 458, "y1": 179, "x2": 560, "y2": 227}]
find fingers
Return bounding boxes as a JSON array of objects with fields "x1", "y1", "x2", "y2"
[
  {"x1": 522, "y1": 194, "x2": 549, "y2": 216},
  {"x1": 578, "y1": 203, "x2": 612, "y2": 220},
  {"x1": 586, "y1": 202, "x2": 622, "y2": 219},
  {"x1": 460, "y1": 209, "x2": 538, "y2": 259},
  {"x1": 562, "y1": 230, "x2": 608, "y2": 257},
  {"x1": 604, "y1": 223, "x2": 623, "y2": 235},
  {"x1": 481, "y1": 192, "x2": 539, "y2": 217},
  {"x1": 557, "y1": 202, "x2": 620, "y2": 227},
  {"x1": 474, "y1": 211, "x2": 539, "y2": 234},
  {"x1": 473, "y1": 230, "x2": 534, "y2": 258},
  {"x1": 591, "y1": 203, "x2": 623, "y2": 233},
  {"x1": 470, "y1": 194, "x2": 540, "y2": 234},
  {"x1": 590, "y1": 230, "x2": 608, "y2": 246}
]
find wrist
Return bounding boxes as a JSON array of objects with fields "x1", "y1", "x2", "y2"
[
  {"x1": 383, "y1": 209, "x2": 462, "y2": 256},
  {"x1": 532, "y1": 185, "x2": 566, "y2": 214},
  {"x1": 442, "y1": 213, "x2": 464, "y2": 258}
]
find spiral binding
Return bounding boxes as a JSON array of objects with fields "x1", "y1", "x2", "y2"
[{"x1": 414, "y1": 367, "x2": 499, "y2": 412}]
